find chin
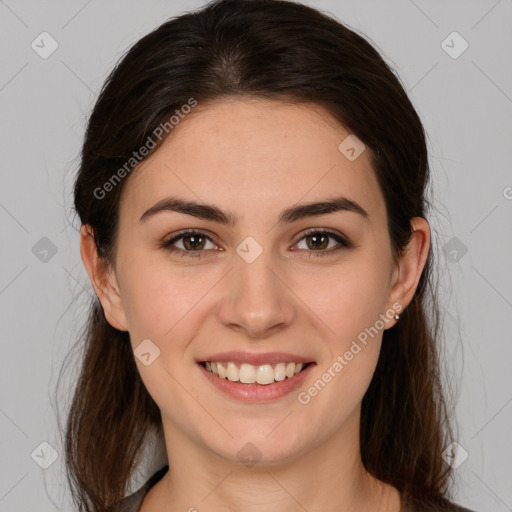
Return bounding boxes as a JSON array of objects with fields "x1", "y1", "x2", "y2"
[{"x1": 204, "y1": 425, "x2": 309, "y2": 468}]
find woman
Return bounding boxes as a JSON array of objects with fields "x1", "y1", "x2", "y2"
[{"x1": 63, "y1": 0, "x2": 476, "y2": 510}]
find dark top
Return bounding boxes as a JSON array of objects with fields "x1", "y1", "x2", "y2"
[{"x1": 111, "y1": 465, "x2": 477, "y2": 512}]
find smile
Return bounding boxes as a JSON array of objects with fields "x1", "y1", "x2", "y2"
[
  {"x1": 197, "y1": 359, "x2": 316, "y2": 403},
  {"x1": 200, "y1": 361, "x2": 311, "y2": 385}
]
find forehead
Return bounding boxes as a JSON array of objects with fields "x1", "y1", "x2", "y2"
[{"x1": 119, "y1": 98, "x2": 386, "y2": 226}]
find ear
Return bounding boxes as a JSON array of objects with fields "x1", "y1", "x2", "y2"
[
  {"x1": 80, "y1": 224, "x2": 129, "y2": 332},
  {"x1": 386, "y1": 217, "x2": 430, "y2": 328}
]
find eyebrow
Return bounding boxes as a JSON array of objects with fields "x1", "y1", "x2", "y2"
[{"x1": 139, "y1": 195, "x2": 369, "y2": 226}]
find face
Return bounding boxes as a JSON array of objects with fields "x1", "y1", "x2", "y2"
[{"x1": 83, "y1": 98, "x2": 426, "y2": 466}]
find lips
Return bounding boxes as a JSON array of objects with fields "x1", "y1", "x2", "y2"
[
  {"x1": 197, "y1": 351, "x2": 314, "y2": 366},
  {"x1": 196, "y1": 351, "x2": 316, "y2": 402}
]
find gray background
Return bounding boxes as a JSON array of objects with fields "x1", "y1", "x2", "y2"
[{"x1": 1, "y1": 0, "x2": 511, "y2": 511}]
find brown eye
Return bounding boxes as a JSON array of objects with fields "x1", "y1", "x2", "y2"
[
  {"x1": 162, "y1": 230, "x2": 217, "y2": 258},
  {"x1": 304, "y1": 233, "x2": 330, "y2": 250},
  {"x1": 294, "y1": 229, "x2": 351, "y2": 257},
  {"x1": 181, "y1": 233, "x2": 207, "y2": 250},
  {"x1": 161, "y1": 229, "x2": 351, "y2": 259}
]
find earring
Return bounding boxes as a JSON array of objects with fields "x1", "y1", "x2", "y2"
[{"x1": 394, "y1": 313, "x2": 400, "y2": 320}]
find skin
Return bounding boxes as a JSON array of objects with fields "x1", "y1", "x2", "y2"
[{"x1": 80, "y1": 98, "x2": 430, "y2": 512}]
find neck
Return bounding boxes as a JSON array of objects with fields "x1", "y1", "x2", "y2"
[{"x1": 144, "y1": 409, "x2": 400, "y2": 512}]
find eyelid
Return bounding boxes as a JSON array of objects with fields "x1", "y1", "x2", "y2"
[
  {"x1": 161, "y1": 227, "x2": 352, "y2": 257},
  {"x1": 294, "y1": 227, "x2": 350, "y2": 245},
  {"x1": 163, "y1": 228, "x2": 218, "y2": 244},
  {"x1": 161, "y1": 229, "x2": 220, "y2": 252},
  {"x1": 291, "y1": 228, "x2": 352, "y2": 256}
]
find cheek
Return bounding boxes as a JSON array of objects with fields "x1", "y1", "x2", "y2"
[
  {"x1": 117, "y1": 248, "x2": 204, "y2": 340},
  {"x1": 300, "y1": 274, "x2": 385, "y2": 431},
  {"x1": 121, "y1": 276, "x2": 168, "y2": 340},
  {"x1": 299, "y1": 258, "x2": 388, "y2": 402},
  {"x1": 304, "y1": 259, "x2": 390, "y2": 343}
]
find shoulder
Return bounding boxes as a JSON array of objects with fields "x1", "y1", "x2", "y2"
[
  {"x1": 406, "y1": 498, "x2": 478, "y2": 512},
  {"x1": 447, "y1": 501, "x2": 477, "y2": 512},
  {"x1": 439, "y1": 504, "x2": 478, "y2": 512},
  {"x1": 107, "y1": 465, "x2": 169, "y2": 512}
]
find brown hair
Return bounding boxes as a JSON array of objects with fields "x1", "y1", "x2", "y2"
[{"x1": 60, "y1": 0, "x2": 459, "y2": 510}]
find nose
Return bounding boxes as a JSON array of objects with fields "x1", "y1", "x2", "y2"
[{"x1": 216, "y1": 248, "x2": 295, "y2": 339}]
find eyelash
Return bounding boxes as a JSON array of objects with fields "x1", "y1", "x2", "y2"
[{"x1": 160, "y1": 228, "x2": 352, "y2": 258}]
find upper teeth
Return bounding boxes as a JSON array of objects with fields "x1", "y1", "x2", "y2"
[{"x1": 205, "y1": 362, "x2": 304, "y2": 385}]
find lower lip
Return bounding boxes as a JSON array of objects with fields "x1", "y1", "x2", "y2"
[{"x1": 198, "y1": 363, "x2": 315, "y2": 403}]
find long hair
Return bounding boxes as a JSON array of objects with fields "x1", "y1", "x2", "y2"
[{"x1": 62, "y1": 1, "x2": 458, "y2": 510}]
